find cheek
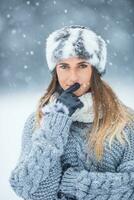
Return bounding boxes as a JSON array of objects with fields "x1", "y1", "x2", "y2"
[
  {"x1": 56, "y1": 70, "x2": 67, "y2": 88},
  {"x1": 56, "y1": 67, "x2": 66, "y2": 78},
  {"x1": 80, "y1": 71, "x2": 92, "y2": 84},
  {"x1": 57, "y1": 71, "x2": 66, "y2": 81},
  {"x1": 79, "y1": 72, "x2": 92, "y2": 91}
]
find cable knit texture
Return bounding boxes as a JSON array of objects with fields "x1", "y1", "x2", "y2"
[
  {"x1": 9, "y1": 107, "x2": 72, "y2": 200},
  {"x1": 9, "y1": 99, "x2": 134, "y2": 200}
]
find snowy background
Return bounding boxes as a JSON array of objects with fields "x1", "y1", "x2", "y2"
[{"x1": 0, "y1": 0, "x2": 134, "y2": 199}]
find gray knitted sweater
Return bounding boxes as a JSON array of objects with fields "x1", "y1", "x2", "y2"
[{"x1": 9, "y1": 101, "x2": 134, "y2": 200}]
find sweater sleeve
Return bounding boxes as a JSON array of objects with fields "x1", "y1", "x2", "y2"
[
  {"x1": 9, "y1": 103, "x2": 73, "y2": 200},
  {"x1": 60, "y1": 121, "x2": 134, "y2": 200}
]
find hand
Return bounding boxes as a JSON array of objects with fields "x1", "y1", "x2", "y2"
[
  {"x1": 59, "y1": 167, "x2": 78, "y2": 198},
  {"x1": 59, "y1": 167, "x2": 90, "y2": 199},
  {"x1": 56, "y1": 83, "x2": 84, "y2": 116}
]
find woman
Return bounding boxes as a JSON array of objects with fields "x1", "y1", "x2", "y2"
[{"x1": 9, "y1": 25, "x2": 134, "y2": 200}]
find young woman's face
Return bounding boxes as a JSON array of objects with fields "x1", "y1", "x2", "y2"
[{"x1": 56, "y1": 57, "x2": 92, "y2": 96}]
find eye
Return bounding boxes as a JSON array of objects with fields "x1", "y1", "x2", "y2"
[
  {"x1": 79, "y1": 64, "x2": 88, "y2": 68},
  {"x1": 59, "y1": 65, "x2": 68, "y2": 69}
]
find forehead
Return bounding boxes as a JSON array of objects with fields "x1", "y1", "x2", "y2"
[{"x1": 56, "y1": 56, "x2": 89, "y2": 65}]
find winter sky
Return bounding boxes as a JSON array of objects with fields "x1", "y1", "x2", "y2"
[{"x1": 0, "y1": 0, "x2": 134, "y2": 199}]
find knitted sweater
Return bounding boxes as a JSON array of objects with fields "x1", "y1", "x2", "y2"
[{"x1": 9, "y1": 102, "x2": 134, "y2": 200}]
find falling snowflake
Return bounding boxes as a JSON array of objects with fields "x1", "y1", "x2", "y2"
[
  {"x1": 113, "y1": 52, "x2": 117, "y2": 57},
  {"x1": 64, "y1": 9, "x2": 68, "y2": 14},
  {"x1": 22, "y1": 34, "x2": 26, "y2": 38},
  {"x1": 106, "y1": 40, "x2": 110, "y2": 44},
  {"x1": 69, "y1": 20, "x2": 74, "y2": 24},
  {"x1": 36, "y1": 40, "x2": 41, "y2": 45},
  {"x1": 6, "y1": 14, "x2": 11, "y2": 18},
  {"x1": 40, "y1": 24, "x2": 45, "y2": 28},
  {"x1": 30, "y1": 51, "x2": 34, "y2": 55},
  {"x1": 26, "y1": 1, "x2": 30, "y2": 5},
  {"x1": 26, "y1": 52, "x2": 29, "y2": 55},
  {"x1": 35, "y1": 2, "x2": 40, "y2": 6},
  {"x1": 116, "y1": 21, "x2": 120, "y2": 24},
  {"x1": 24, "y1": 65, "x2": 28, "y2": 69},
  {"x1": 11, "y1": 29, "x2": 17, "y2": 34}
]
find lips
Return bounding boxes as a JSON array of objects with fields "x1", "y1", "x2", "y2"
[{"x1": 67, "y1": 84, "x2": 81, "y2": 87}]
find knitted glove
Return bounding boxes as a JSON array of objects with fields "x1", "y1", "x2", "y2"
[
  {"x1": 59, "y1": 167, "x2": 90, "y2": 199},
  {"x1": 56, "y1": 83, "x2": 84, "y2": 116}
]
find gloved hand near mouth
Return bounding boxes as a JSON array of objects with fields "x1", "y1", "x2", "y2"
[{"x1": 56, "y1": 83, "x2": 84, "y2": 116}]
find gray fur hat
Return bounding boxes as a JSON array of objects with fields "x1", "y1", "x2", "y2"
[{"x1": 45, "y1": 25, "x2": 107, "y2": 76}]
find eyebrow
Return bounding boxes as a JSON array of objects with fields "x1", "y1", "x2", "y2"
[{"x1": 58, "y1": 61, "x2": 89, "y2": 65}]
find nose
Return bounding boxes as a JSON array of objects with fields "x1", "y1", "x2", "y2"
[{"x1": 69, "y1": 71, "x2": 79, "y2": 83}]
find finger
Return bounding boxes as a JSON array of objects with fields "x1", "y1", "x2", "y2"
[
  {"x1": 77, "y1": 101, "x2": 84, "y2": 109},
  {"x1": 65, "y1": 82, "x2": 81, "y2": 93}
]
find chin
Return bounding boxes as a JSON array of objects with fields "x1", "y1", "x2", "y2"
[{"x1": 74, "y1": 91, "x2": 85, "y2": 97}]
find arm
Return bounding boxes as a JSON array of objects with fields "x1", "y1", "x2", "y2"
[
  {"x1": 60, "y1": 122, "x2": 134, "y2": 200},
  {"x1": 9, "y1": 101, "x2": 72, "y2": 200}
]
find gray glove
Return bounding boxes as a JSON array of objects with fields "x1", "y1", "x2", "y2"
[{"x1": 56, "y1": 83, "x2": 84, "y2": 116}]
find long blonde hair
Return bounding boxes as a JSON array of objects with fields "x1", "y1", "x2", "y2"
[{"x1": 34, "y1": 67, "x2": 134, "y2": 161}]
